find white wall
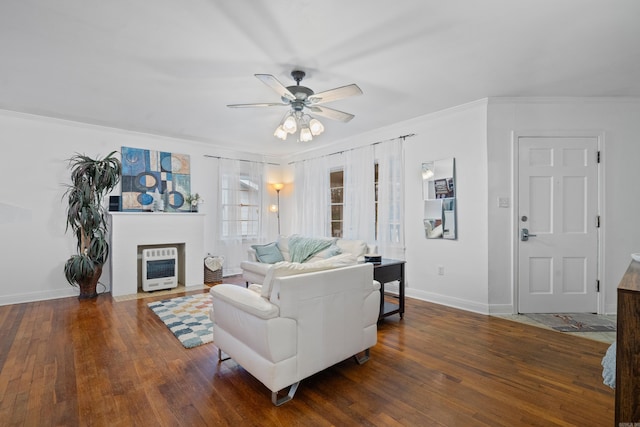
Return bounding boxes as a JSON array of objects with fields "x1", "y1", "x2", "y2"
[
  {"x1": 487, "y1": 98, "x2": 640, "y2": 314},
  {"x1": 402, "y1": 102, "x2": 490, "y2": 313},
  {"x1": 0, "y1": 110, "x2": 277, "y2": 305}
]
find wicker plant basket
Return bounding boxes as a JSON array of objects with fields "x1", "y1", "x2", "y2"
[{"x1": 204, "y1": 256, "x2": 224, "y2": 284}]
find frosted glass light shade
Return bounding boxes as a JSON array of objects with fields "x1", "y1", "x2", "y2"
[
  {"x1": 274, "y1": 126, "x2": 288, "y2": 140},
  {"x1": 300, "y1": 127, "x2": 313, "y2": 142},
  {"x1": 283, "y1": 115, "x2": 297, "y2": 133},
  {"x1": 309, "y1": 118, "x2": 324, "y2": 136}
]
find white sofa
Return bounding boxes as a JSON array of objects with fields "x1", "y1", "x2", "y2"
[
  {"x1": 241, "y1": 235, "x2": 376, "y2": 285},
  {"x1": 209, "y1": 262, "x2": 380, "y2": 405}
]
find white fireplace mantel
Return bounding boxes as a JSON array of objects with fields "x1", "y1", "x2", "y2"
[{"x1": 108, "y1": 212, "x2": 205, "y2": 297}]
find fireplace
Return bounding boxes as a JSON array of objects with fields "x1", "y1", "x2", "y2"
[{"x1": 108, "y1": 212, "x2": 205, "y2": 297}]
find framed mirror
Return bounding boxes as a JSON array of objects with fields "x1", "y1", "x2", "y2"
[{"x1": 422, "y1": 158, "x2": 456, "y2": 239}]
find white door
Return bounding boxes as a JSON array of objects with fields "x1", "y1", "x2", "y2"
[{"x1": 517, "y1": 136, "x2": 599, "y2": 313}]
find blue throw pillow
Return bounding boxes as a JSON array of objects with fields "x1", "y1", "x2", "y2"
[{"x1": 251, "y1": 242, "x2": 284, "y2": 264}]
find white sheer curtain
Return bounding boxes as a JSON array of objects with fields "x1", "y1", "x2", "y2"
[
  {"x1": 217, "y1": 158, "x2": 267, "y2": 275},
  {"x1": 343, "y1": 145, "x2": 375, "y2": 242},
  {"x1": 290, "y1": 137, "x2": 405, "y2": 257},
  {"x1": 375, "y1": 138, "x2": 405, "y2": 260},
  {"x1": 292, "y1": 156, "x2": 330, "y2": 237}
]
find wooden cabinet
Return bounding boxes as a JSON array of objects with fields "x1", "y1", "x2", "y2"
[{"x1": 616, "y1": 260, "x2": 640, "y2": 425}]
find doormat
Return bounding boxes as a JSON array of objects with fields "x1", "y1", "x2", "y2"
[
  {"x1": 148, "y1": 293, "x2": 213, "y2": 348},
  {"x1": 524, "y1": 313, "x2": 616, "y2": 332}
]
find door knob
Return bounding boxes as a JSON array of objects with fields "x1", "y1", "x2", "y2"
[{"x1": 521, "y1": 228, "x2": 537, "y2": 241}]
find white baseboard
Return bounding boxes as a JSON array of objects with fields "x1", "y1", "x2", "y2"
[
  {"x1": 406, "y1": 288, "x2": 490, "y2": 315},
  {"x1": 0, "y1": 288, "x2": 79, "y2": 306},
  {"x1": 488, "y1": 304, "x2": 515, "y2": 315},
  {"x1": 604, "y1": 303, "x2": 617, "y2": 315}
]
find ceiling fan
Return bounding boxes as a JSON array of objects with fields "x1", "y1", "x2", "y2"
[{"x1": 227, "y1": 70, "x2": 362, "y2": 141}]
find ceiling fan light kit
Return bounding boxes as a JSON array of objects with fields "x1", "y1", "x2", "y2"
[
  {"x1": 309, "y1": 118, "x2": 324, "y2": 135},
  {"x1": 274, "y1": 110, "x2": 326, "y2": 142},
  {"x1": 283, "y1": 114, "x2": 297, "y2": 133},
  {"x1": 228, "y1": 70, "x2": 362, "y2": 142}
]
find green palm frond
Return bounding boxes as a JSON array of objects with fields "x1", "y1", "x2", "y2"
[
  {"x1": 63, "y1": 255, "x2": 97, "y2": 287},
  {"x1": 63, "y1": 151, "x2": 121, "y2": 287}
]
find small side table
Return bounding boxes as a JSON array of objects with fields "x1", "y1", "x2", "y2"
[{"x1": 372, "y1": 258, "x2": 405, "y2": 320}]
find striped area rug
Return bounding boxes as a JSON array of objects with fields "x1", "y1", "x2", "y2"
[{"x1": 148, "y1": 293, "x2": 213, "y2": 348}]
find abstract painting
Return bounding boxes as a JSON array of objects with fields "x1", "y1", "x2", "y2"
[{"x1": 120, "y1": 146, "x2": 191, "y2": 212}]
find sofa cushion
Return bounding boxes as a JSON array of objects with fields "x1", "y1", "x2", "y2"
[
  {"x1": 277, "y1": 235, "x2": 291, "y2": 261},
  {"x1": 251, "y1": 242, "x2": 284, "y2": 264},
  {"x1": 260, "y1": 253, "x2": 358, "y2": 299},
  {"x1": 278, "y1": 235, "x2": 363, "y2": 261},
  {"x1": 317, "y1": 243, "x2": 343, "y2": 258},
  {"x1": 336, "y1": 239, "x2": 369, "y2": 258},
  {"x1": 306, "y1": 243, "x2": 343, "y2": 263}
]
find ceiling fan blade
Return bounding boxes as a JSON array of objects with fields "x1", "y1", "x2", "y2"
[
  {"x1": 308, "y1": 105, "x2": 355, "y2": 123},
  {"x1": 255, "y1": 74, "x2": 296, "y2": 101},
  {"x1": 227, "y1": 102, "x2": 288, "y2": 108},
  {"x1": 308, "y1": 84, "x2": 362, "y2": 105}
]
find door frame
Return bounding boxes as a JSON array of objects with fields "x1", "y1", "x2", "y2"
[{"x1": 511, "y1": 130, "x2": 606, "y2": 314}]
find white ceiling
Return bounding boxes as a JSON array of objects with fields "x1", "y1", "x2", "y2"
[{"x1": 1, "y1": 0, "x2": 639, "y2": 157}]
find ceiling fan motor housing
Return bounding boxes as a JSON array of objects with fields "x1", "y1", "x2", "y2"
[
  {"x1": 284, "y1": 85, "x2": 314, "y2": 110},
  {"x1": 284, "y1": 69, "x2": 314, "y2": 110}
]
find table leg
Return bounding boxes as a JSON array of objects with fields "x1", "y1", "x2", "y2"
[{"x1": 379, "y1": 281, "x2": 385, "y2": 320}]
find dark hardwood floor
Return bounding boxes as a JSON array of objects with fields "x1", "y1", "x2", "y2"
[{"x1": 0, "y1": 277, "x2": 614, "y2": 426}]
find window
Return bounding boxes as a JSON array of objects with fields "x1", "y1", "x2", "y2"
[
  {"x1": 221, "y1": 173, "x2": 260, "y2": 239},
  {"x1": 330, "y1": 169, "x2": 343, "y2": 237},
  {"x1": 330, "y1": 164, "x2": 379, "y2": 239}
]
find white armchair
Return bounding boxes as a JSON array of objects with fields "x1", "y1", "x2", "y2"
[{"x1": 210, "y1": 263, "x2": 380, "y2": 405}]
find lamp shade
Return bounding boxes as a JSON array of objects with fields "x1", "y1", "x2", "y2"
[
  {"x1": 283, "y1": 115, "x2": 297, "y2": 133},
  {"x1": 274, "y1": 125, "x2": 288, "y2": 140},
  {"x1": 299, "y1": 126, "x2": 313, "y2": 142},
  {"x1": 309, "y1": 118, "x2": 324, "y2": 136}
]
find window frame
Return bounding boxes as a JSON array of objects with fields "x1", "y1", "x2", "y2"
[
  {"x1": 220, "y1": 172, "x2": 261, "y2": 240},
  {"x1": 329, "y1": 163, "x2": 379, "y2": 239},
  {"x1": 330, "y1": 168, "x2": 344, "y2": 238}
]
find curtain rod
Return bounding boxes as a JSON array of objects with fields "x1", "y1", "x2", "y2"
[
  {"x1": 288, "y1": 133, "x2": 416, "y2": 165},
  {"x1": 203, "y1": 154, "x2": 280, "y2": 166}
]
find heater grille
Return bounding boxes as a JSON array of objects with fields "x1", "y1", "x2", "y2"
[{"x1": 142, "y1": 247, "x2": 178, "y2": 291}]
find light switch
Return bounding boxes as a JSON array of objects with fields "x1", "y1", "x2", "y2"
[{"x1": 497, "y1": 197, "x2": 510, "y2": 208}]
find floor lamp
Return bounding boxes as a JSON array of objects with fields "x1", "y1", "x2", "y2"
[{"x1": 273, "y1": 183, "x2": 284, "y2": 235}]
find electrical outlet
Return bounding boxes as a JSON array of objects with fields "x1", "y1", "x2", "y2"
[{"x1": 438, "y1": 265, "x2": 445, "y2": 275}]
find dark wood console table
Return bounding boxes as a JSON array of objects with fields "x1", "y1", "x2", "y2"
[
  {"x1": 616, "y1": 260, "x2": 640, "y2": 425},
  {"x1": 372, "y1": 258, "x2": 405, "y2": 320}
]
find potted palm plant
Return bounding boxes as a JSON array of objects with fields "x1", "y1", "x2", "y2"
[{"x1": 63, "y1": 151, "x2": 121, "y2": 298}]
